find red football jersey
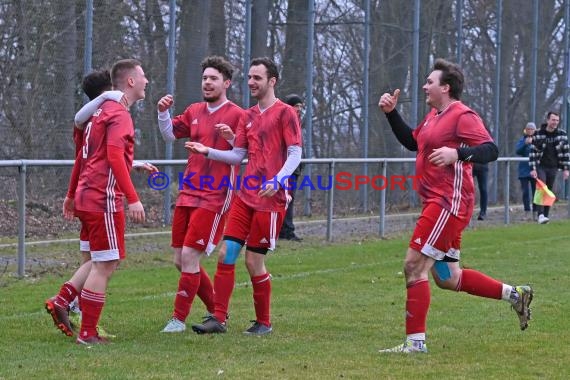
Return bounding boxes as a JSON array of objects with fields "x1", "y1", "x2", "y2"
[
  {"x1": 234, "y1": 100, "x2": 302, "y2": 212},
  {"x1": 413, "y1": 101, "x2": 493, "y2": 219},
  {"x1": 172, "y1": 101, "x2": 244, "y2": 214},
  {"x1": 74, "y1": 101, "x2": 135, "y2": 213}
]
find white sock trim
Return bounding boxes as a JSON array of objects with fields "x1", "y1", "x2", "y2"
[
  {"x1": 502, "y1": 284, "x2": 513, "y2": 302},
  {"x1": 407, "y1": 333, "x2": 425, "y2": 341}
]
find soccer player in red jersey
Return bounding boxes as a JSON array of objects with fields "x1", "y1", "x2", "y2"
[
  {"x1": 59, "y1": 59, "x2": 147, "y2": 345},
  {"x1": 156, "y1": 56, "x2": 244, "y2": 333},
  {"x1": 49, "y1": 70, "x2": 156, "y2": 339},
  {"x1": 46, "y1": 70, "x2": 126, "y2": 338},
  {"x1": 67, "y1": 71, "x2": 125, "y2": 263},
  {"x1": 377, "y1": 58, "x2": 533, "y2": 353},
  {"x1": 186, "y1": 57, "x2": 302, "y2": 335}
]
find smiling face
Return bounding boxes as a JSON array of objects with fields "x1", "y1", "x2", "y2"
[
  {"x1": 202, "y1": 67, "x2": 229, "y2": 104},
  {"x1": 248, "y1": 64, "x2": 275, "y2": 101},
  {"x1": 546, "y1": 113, "x2": 560, "y2": 132},
  {"x1": 422, "y1": 70, "x2": 450, "y2": 110},
  {"x1": 131, "y1": 65, "x2": 148, "y2": 102}
]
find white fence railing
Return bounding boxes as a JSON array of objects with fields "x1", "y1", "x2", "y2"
[{"x1": 1, "y1": 157, "x2": 569, "y2": 278}]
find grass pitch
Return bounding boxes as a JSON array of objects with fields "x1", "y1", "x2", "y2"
[{"x1": 0, "y1": 221, "x2": 569, "y2": 379}]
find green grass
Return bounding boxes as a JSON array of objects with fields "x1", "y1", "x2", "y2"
[{"x1": 1, "y1": 221, "x2": 569, "y2": 379}]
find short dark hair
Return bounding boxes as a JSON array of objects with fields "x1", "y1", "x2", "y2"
[
  {"x1": 81, "y1": 70, "x2": 112, "y2": 100},
  {"x1": 111, "y1": 58, "x2": 142, "y2": 89},
  {"x1": 432, "y1": 58, "x2": 464, "y2": 100},
  {"x1": 201, "y1": 56, "x2": 234, "y2": 81},
  {"x1": 546, "y1": 111, "x2": 560, "y2": 120},
  {"x1": 250, "y1": 57, "x2": 279, "y2": 82}
]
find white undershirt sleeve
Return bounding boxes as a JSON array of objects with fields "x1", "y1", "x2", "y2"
[
  {"x1": 74, "y1": 90, "x2": 124, "y2": 127},
  {"x1": 275, "y1": 146, "x2": 302, "y2": 185},
  {"x1": 157, "y1": 110, "x2": 176, "y2": 142},
  {"x1": 206, "y1": 147, "x2": 247, "y2": 165}
]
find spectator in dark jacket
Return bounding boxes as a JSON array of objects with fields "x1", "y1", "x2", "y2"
[{"x1": 515, "y1": 122, "x2": 537, "y2": 220}]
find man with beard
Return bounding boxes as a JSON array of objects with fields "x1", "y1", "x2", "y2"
[
  {"x1": 157, "y1": 56, "x2": 244, "y2": 333},
  {"x1": 186, "y1": 57, "x2": 302, "y2": 335}
]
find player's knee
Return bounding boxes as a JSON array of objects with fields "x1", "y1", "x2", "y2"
[
  {"x1": 244, "y1": 247, "x2": 267, "y2": 275},
  {"x1": 432, "y1": 261, "x2": 459, "y2": 290},
  {"x1": 222, "y1": 239, "x2": 243, "y2": 265}
]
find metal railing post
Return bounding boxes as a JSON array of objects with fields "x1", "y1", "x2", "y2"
[
  {"x1": 504, "y1": 161, "x2": 510, "y2": 224},
  {"x1": 18, "y1": 162, "x2": 27, "y2": 278},
  {"x1": 326, "y1": 161, "x2": 335, "y2": 242},
  {"x1": 379, "y1": 161, "x2": 387, "y2": 238}
]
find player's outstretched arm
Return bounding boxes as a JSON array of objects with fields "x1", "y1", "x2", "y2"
[
  {"x1": 378, "y1": 89, "x2": 417, "y2": 151},
  {"x1": 185, "y1": 141, "x2": 247, "y2": 165},
  {"x1": 133, "y1": 161, "x2": 159, "y2": 173},
  {"x1": 74, "y1": 91, "x2": 124, "y2": 127}
]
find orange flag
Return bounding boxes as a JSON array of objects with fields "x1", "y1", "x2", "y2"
[{"x1": 534, "y1": 179, "x2": 556, "y2": 206}]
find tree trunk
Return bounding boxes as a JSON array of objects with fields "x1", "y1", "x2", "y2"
[
  {"x1": 280, "y1": 0, "x2": 309, "y2": 99},
  {"x1": 175, "y1": 0, "x2": 211, "y2": 114}
]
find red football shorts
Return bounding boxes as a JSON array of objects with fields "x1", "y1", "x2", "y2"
[
  {"x1": 409, "y1": 202, "x2": 469, "y2": 261},
  {"x1": 75, "y1": 210, "x2": 126, "y2": 261},
  {"x1": 171, "y1": 206, "x2": 225, "y2": 255},
  {"x1": 224, "y1": 196, "x2": 285, "y2": 251}
]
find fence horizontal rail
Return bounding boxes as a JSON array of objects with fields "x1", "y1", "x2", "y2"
[{"x1": 2, "y1": 156, "x2": 566, "y2": 278}]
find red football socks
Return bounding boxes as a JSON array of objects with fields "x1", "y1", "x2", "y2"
[
  {"x1": 405, "y1": 279, "x2": 430, "y2": 335},
  {"x1": 213, "y1": 263, "x2": 235, "y2": 323},
  {"x1": 197, "y1": 266, "x2": 214, "y2": 314},
  {"x1": 173, "y1": 272, "x2": 200, "y2": 322},
  {"x1": 457, "y1": 269, "x2": 502, "y2": 299},
  {"x1": 56, "y1": 282, "x2": 78, "y2": 308},
  {"x1": 79, "y1": 288, "x2": 105, "y2": 339},
  {"x1": 251, "y1": 273, "x2": 272, "y2": 327}
]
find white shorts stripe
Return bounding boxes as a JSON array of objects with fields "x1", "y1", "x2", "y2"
[
  {"x1": 221, "y1": 166, "x2": 235, "y2": 214},
  {"x1": 269, "y1": 212, "x2": 278, "y2": 251},
  {"x1": 104, "y1": 212, "x2": 118, "y2": 252},
  {"x1": 205, "y1": 213, "x2": 223, "y2": 256},
  {"x1": 425, "y1": 208, "x2": 450, "y2": 247}
]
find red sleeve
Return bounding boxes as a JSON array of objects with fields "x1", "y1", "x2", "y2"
[
  {"x1": 281, "y1": 107, "x2": 303, "y2": 147},
  {"x1": 171, "y1": 107, "x2": 192, "y2": 139},
  {"x1": 456, "y1": 113, "x2": 493, "y2": 146},
  {"x1": 107, "y1": 145, "x2": 139, "y2": 204},
  {"x1": 66, "y1": 150, "x2": 81, "y2": 198},
  {"x1": 234, "y1": 113, "x2": 249, "y2": 149}
]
